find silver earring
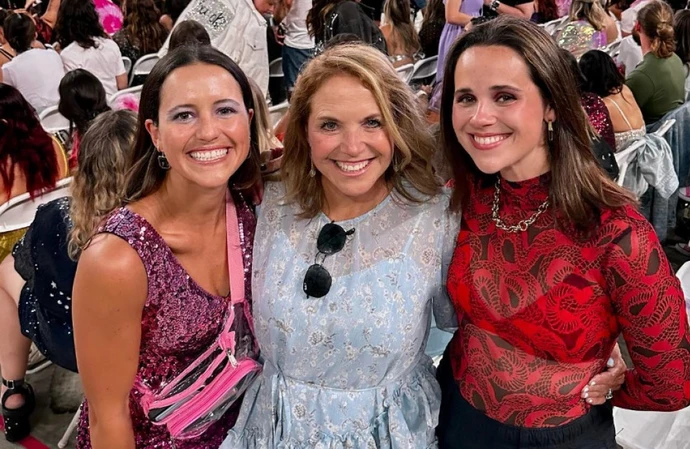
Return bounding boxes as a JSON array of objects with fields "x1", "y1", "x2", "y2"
[
  {"x1": 309, "y1": 161, "x2": 316, "y2": 178},
  {"x1": 157, "y1": 151, "x2": 170, "y2": 170}
]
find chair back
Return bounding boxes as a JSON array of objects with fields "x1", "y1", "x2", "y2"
[
  {"x1": 108, "y1": 85, "x2": 143, "y2": 108},
  {"x1": 542, "y1": 16, "x2": 568, "y2": 36},
  {"x1": 0, "y1": 177, "x2": 73, "y2": 233},
  {"x1": 410, "y1": 56, "x2": 438, "y2": 84},
  {"x1": 39, "y1": 105, "x2": 70, "y2": 135},
  {"x1": 614, "y1": 138, "x2": 645, "y2": 187},
  {"x1": 396, "y1": 63, "x2": 415, "y2": 83},
  {"x1": 269, "y1": 58, "x2": 284, "y2": 77},
  {"x1": 122, "y1": 56, "x2": 133, "y2": 76},
  {"x1": 129, "y1": 54, "x2": 160, "y2": 86},
  {"x1": 268, "y1": 101, "x2": 289, "y2": 131},
  {"x1": 653, "y1": 119, "x2": 676, "y2": 138}
]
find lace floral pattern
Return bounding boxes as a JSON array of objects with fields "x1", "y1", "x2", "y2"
[{"x1": 223, "y1": 182, "x2": 460, "y2": 449}]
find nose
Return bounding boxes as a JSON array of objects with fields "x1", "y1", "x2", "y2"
[
  {"x1": 196, "y1": 112, "x2": 221, "y2": 142},
  {"x1": 341, "y1": 128, "x2": 365, "y2": 156},
  {"x1": 468, "y1": 100, "x2": 497, "y2": 128}
]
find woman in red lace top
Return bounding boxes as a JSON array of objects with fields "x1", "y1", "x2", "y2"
[{"x1": 436, "y1": 17, "x2": 690, "y2": 449}]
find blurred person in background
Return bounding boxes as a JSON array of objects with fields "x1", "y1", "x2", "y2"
[{"x1": 113, "y1": 0, "x2": 168, "y2": 62}]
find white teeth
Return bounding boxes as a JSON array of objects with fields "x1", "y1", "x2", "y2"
[
  {"x1": 473, "y1": 135, "x2": 507, "y2": 145},
  {"x1": 189, "y1": 148, "x2": 228, "y2": 162},
  {"x1": 335, "y1": 160, "x2": 370, "y2": 172}
]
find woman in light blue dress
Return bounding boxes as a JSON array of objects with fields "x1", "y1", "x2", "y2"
[{"x1": 222, "y1": 43, "x2": 459, "y2": 448}]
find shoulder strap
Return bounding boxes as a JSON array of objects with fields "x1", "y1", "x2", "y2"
[
  {"x1": 225, "y1": 190, "x2": 245, "y2": 304},
  {"x1": 608, "y1": 96, "x2": 634, "y2": 129},
  {"x1": 0, "y1": 48, "x2": 13, "y2": 60}
]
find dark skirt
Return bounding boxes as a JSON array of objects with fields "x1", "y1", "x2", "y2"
[{"x1": 436, "y1": 352, "x2": 617, "y2": 449}]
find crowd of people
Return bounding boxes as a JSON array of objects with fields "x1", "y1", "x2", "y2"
[{"x1": 0, "y1": 0, "x2": 690, "y2": 448}]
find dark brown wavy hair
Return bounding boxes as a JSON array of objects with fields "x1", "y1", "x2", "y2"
[
  {"x1": 122, "y1": 0, "x2": 169, "y2": 55},
  {"x1": 307, "y1": 0, "x2": 346, "y2": 40},
  {"x1": 440, "y1": 16, "x2": 635, "y2": 231}
]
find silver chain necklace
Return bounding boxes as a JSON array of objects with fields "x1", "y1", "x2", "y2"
[{"x1": 491, "y1": 178, "x2": 550, "y2": 233}]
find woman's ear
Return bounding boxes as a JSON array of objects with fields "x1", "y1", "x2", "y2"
[
  {"x1": 545, "y1": 105, "x2": 556, "y2": 124},
  {"x1": 145, "y1": 119, "x2": 160, "y2": 149}
]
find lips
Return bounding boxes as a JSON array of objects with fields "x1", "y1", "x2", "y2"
[
  {"x1": 188, "y1": 148, "x2": 228, "y2": 162},
  {"x1": 470, "y1": 133, "x2": 510, "y2": 150},
  {"x1": 334, "y1": 159, "x2": 372, "y2": 173}
]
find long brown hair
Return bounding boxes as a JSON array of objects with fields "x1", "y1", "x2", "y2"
[
  {"x1": 639, "y1": 1, "x2": 676, "y2": 59},
  {"x1": 282, "y1": 43, "x2": 441, "y2": 218},
  {"x1": 69, "y1": 110, "x2": 137, "y2": 258},
  {"x1": 307, "y1": 0, "x2": 347, "y2": 40},
  {"x1": 440, "y1": 16, "x2": 635, "y2": 231},
  {"x1": 383, "y1": 0, "x2": 420, "y2": 56},
  {"x1": 124, "y1": 45, "x2": 261, "y2": 203},
  {"x1": 122, "y1": 0, "x2": 169, "y2": 55}
]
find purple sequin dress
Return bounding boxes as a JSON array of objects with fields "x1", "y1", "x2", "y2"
[
  {"x1": 76, "y1": 193, "x2": 256, "y2": 449},
  {"x1": 429, "y1": 0, "x2": 483, "y2": 111}
]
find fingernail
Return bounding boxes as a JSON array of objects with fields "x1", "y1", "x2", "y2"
[
  {"x1": 584, "y1": 393, "x2": 588, "y2": 398},
  {"x1": 607, "y1": 357, "x2": 615, "y2": 368},
  {"x1": 590, "y1": 381, "x2": 596, "y2": 386},
  {"x1": 583, "y1": 387, "x2": 589, "y2": 393},
  {"x1": 588, "y1": 398, "x2": 593, "y2": 403}
]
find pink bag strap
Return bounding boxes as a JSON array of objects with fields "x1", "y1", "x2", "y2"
[{"x1": 225, "y1": 190, "x2": 245, "y2": 304}]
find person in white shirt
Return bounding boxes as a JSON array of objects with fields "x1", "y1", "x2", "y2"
[
  {"x1": 275, "y1": 0, "x2": 315, "y2": 96},
  {"x1": 0, "y1": 13, "x2": 64, "y2": 113},
  {"x1": 158, "y1": 0, "x2": 276, "y2": 97},
  {"x1": 54, "y1": 0, "x2": 127, "y2": 97}
]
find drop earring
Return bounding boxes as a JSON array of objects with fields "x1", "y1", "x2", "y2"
[
  {"x1": 309, "y1": 160, "x2": 316, "y2": 178},
  {"x1": 547, "y1": 121, "x2": 554, "y2": 143},
  {"x1": 157, "y1": 150, "x2": 170, "y2": 170}
]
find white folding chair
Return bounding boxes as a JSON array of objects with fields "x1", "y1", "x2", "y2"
[
  {"x1": 395, "y1": 63, "x2": 415, "y2": 84},
  {"x1": 38, "y1": 105, "x2": 70, "y2": 135},
  {"x1": 603, "y1": 39, "x2": 622, "y2": 57},
  {"x1": 58, "y1": 404, "x2": 82, "y2": 448},
  {"x1": 269, "y1": 57, "x2": 284, "y2": 77},
  {"x1": 129, "y1": 54, "x2": 160, "y2": 86},
  {"x1": 543, "y1": 16, "x2": 569, "y2": 36},
  {"x1": 614, "y1": 138, "x2": 645, "y2": 188},
  {"x1": 109, "y1": 84, "x2": 143, "y2": 108},
  {"x1": 0, "y1": 177, "x2": 73, "y2": 233},
  {"x1": 122, "y1": 56, "x2": 133, "y2": 76},
  {"x1": 653, "y1": 118, "x2": 676, "y2": 138},
  {"x1": 409, "y1": 55, "x2": 438, "y2": 85},
  {"x1": 268, "y1": 101, "x2": 289, "y2": 131}
]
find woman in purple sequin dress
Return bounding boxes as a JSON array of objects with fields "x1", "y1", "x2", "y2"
[
  {"x1": 429, "y1": 0, "x2": 483, "y2": 111},
  {"x1": 72, "y1": 45, "x2": 261, "y2": 449}
]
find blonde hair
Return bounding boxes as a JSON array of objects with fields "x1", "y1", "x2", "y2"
[
  {"x1": 249, "y1": 79, "x2": 277, "y2": 153},
  {"x1": 569, "y1": 0, "x2": 609, "y2": 31},
  {"x1": 282, "y1": 43, "x2": 441, "y2": 218},
  {"x1": 639, "y1": 1, "x2": 676, "y2": 59},
  {"x1": 68, "y1": 110, "x2": 137, "y2": 258}
]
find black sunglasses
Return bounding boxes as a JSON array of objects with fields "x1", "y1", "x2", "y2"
[{"x1": 303, "y1": 222, "x2": 355, "y2": 298}]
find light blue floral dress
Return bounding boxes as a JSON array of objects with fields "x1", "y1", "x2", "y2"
[{"x1": 222, "y1": 182, "x2": 460, "y2": 449}]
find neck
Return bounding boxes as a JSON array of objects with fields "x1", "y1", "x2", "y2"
[
  {"x1": 322, "y1": 181, "x2": 390, "y2": 222},
  {"x1": 152, "y1": 175, "x2": 227, "y2": 228},
  {"x1": 499, "y1": 147, "x2": 550, "y2": 182},
  {"x1": 640, "y1": 33, "x2": 652, "y2": 55}
]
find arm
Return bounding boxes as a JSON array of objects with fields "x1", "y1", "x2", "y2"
[
  {"x1": 116, "y1": 73, "x2": 128, "y2": 90},
  {"x1": 603, "y1": 215, "x2": 690, "y2": 411},
  {"x1": 41, "y1": 0, "x2": 61, "y2": 28},
  {"x1": 485, "y1": 0, "x2": 534, "y2": 18},
  {"x1": 73, "y1": 234, "x2": 148, "y2": 449},
  {"x1": 273, "y1": 0, "x2": 293, "y2": 25},
  {"x1": 605, "y1": 17, "x2": 619, "y2": 44},
  {"x1": 445, "y1": 0, "x2": 473, "y2": 26}
]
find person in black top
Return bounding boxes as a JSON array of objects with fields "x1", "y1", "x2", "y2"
[{"x1": 482, "y1": 0, "x2": 534, "y2": 19}]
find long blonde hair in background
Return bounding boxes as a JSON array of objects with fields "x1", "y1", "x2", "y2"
[
  {"x1": 282, "y1": 43, "x2": 441, "y2": 219},
  {"x1": 68, "y1": 110, "x2": 137, "y2": 258},
  {"x1": 569, "y1": 0, "x2": 609, "y2": 31}
]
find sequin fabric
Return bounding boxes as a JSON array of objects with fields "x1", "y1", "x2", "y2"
[
  {"x1": 557, "y1": 20, "x2": 607, "y2": 59},
  {"x1": 75, "y1": 192, "x2": 256, "y2": 449},
  {"x1": 186, "y1": 0, "x2": 234, "y2": 40}
]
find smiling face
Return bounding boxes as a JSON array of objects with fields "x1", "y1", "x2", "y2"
[
  {"x1": 451, "y1": 45, "x2": 555, "y2": 182},
  {"x1": 307, "y1": 74, "x2": 394, "y2": 211},
  {"x1": 145, "y1": 63, "x2": 253, "y2": 192}
]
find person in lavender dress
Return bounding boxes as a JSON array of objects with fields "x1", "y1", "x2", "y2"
[
  {"x1": 429, "y1": 0, "x2": 482, "y2": 111},
  {"x1": 72, "y1": 45, "x2": 262, "y2": 449}
]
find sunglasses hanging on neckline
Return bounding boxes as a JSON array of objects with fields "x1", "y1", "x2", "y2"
[{"x1": 303, "y1": 222, "x2": 355, "y2": 298}]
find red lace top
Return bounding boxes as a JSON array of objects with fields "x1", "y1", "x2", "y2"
[{"x1": 447, "y1": 173, "x2": 690, "y2": 427}]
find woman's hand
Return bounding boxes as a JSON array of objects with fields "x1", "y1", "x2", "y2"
[{"x1": 580, "y1": 343, "x2": 627, "y2": 405}]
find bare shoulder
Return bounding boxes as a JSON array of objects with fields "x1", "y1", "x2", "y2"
[{"x1": 76, "y1": 233, "x2": 148, "y2": 310}]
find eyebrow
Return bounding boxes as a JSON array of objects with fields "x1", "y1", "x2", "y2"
[
  {"x1": 166, "y1": 99, "x2": 242, "y2": 115},
  {"x1": 454, "y1": 85, "x2": 522, "y2": 95},
  {"x1": 314, "y1": 113, "x2": 383, "y2": 122}
]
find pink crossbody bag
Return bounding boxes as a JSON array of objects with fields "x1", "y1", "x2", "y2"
[{"x1": 137, "y1": 192, "x2": 262, "y2": 440}]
